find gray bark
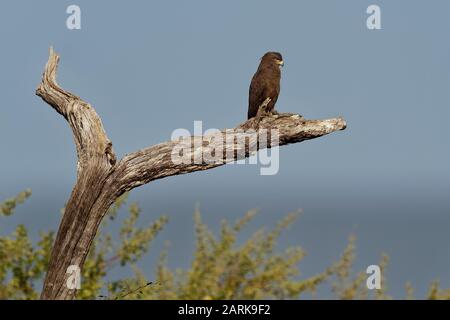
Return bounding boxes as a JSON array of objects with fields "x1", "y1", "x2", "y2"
[{"x1": 36, "y1": 48, "x2": 346, "y2": 300}]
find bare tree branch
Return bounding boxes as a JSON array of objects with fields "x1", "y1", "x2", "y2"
[
  {"x1": 35, "y1": 48, "x2": 346, "y2": 300},
  {"x1": 115, "y1": 114, "x2": 346, "y2": 192},
  {"x1": 36, "y1": 47, "x2": 116, "y2": 169}
]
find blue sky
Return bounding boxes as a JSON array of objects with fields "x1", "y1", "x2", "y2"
[{"x1": 1, "y1": 0, "x2": 450, "y2": 298}]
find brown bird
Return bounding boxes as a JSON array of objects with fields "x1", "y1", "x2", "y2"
[{"x1": 248, "y1": 52, "x2": 284, "y2": 119}]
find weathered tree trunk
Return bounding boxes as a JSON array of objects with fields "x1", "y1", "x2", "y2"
[{"x1": 36, "y1": 48, "x2": 346, "y2": 299}]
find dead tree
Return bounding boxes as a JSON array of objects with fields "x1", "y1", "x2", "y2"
[{"x1": 36, "y1": 48, "x2": 346, "y2": 300}]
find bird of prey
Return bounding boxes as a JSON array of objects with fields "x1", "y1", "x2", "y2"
[{"x1": 247, "y1": 52, "x2": 284, "y2": 119}]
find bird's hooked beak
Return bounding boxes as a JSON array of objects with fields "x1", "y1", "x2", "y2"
[{"x1": 276, "y1": 59, "x2": 284, "y2": 68}]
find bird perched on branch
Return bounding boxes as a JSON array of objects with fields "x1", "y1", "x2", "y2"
[{"x1": 247, "y1": 52, "x2": 284, "y2": 119}]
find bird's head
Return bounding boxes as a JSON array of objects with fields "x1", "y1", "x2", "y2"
[{"x1": 261, "y1": 52, "x2": 284, "y2": 69}]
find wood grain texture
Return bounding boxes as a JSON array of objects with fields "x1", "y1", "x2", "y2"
[{"x1": 36, "y1": 48, "x2": 346, "y2": 300}]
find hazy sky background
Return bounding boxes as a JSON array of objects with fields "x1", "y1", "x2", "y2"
[{"x1": 1, "y1": 0, "x2": 450, "y2": 298}]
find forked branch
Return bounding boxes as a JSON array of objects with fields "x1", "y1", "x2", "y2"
[{"x1": 36, "y1": 48, "x2": 346, "y2": 300}]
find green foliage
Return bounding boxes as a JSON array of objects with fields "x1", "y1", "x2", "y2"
[
  {"x1": 116, "y1": 209, "x2": 331, "y2": 300},
  {"x1": 330, "y1": 235, "x2": 390, "y2": 300},
  {"x1": 1, "y1": 190, "x2": 449, "y2": 300},
  {"x1": 1, "y1": 189, "x2": 32, "y2": 216},
  {"x1": 117, "y1": 203, "x2": 168, "y2": 266},
  {"x1": 427, "y1": 281, "x2": 450, "y2": 300},
  {"x1": 0, "y1": 191, "x2": 167, "y2": 300},
  {"x1": 0, "y1": 226, "x2": 53, "y2": 299}
]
